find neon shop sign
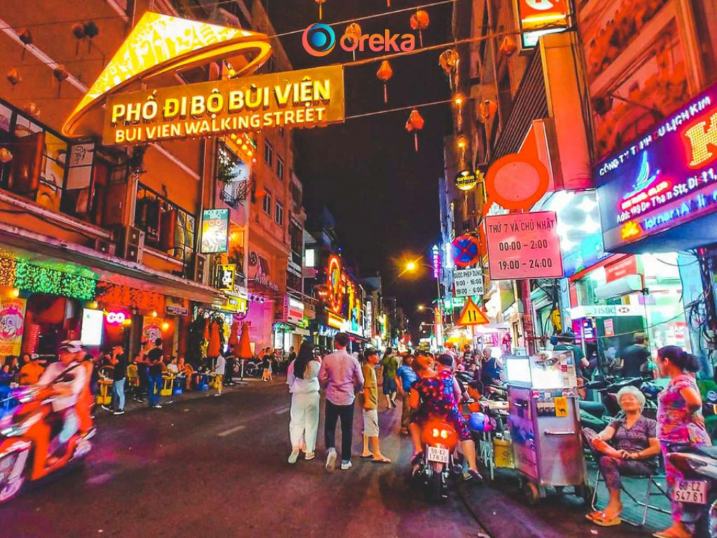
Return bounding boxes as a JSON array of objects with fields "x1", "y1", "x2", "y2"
[{"x1": 595, "y1": 85, "x2": 717, "y2": 250}]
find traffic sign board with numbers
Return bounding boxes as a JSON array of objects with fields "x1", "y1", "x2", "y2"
[
  {"x1": 456, "y1": 297, "x2": 489, "y2": 326},
  {"x1": 453, "y1": 268, "x2": 484, "y2": 297}
]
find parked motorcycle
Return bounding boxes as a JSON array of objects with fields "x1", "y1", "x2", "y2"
[
  {"x1": 231, "y1": 359, "x2": 263, "y2": 378},
  {"x1": 0, "y1": 383, "x2": 93, "y2": 503},
  {"x1": 412, "y1": 417, "x2": 463, "y2": 502},
  {"x1": 668, "y1": 446, "x2": 717, "y2": 537}
]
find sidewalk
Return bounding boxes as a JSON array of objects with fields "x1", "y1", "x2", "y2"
[{"x1": 588, "y1": 460, "x2": 672, "y2": 530}]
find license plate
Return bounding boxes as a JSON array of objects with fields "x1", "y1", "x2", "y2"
[
  {"x1": 673, "y1": 480, "x2": 708, "y2": 504},
  {"x1": 427, "y1": 446, "x2": 450, "y2": 464}
]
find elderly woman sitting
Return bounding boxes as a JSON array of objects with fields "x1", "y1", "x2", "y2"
[{"x1": 586, "y1": 385, "x2": 660, "y2": 527}]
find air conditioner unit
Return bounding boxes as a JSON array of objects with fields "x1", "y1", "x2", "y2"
[
  {"x1": 595, "y1": 275, "x2": 644, "y2": 300},
  {"x1": 94, "y1": 238, "x2": 115, "y2": 256},
  {"x1": 118, "y1": 226, "x2": 144, "y2": 264},
  {"x1": 193, "y1": 254, "x2": 207, "y2": 283}
]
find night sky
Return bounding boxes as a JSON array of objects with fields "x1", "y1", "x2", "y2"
[{"x1": 267, "y1": 0, "x2": 454, "y2": 324}]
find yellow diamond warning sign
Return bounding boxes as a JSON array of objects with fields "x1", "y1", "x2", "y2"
[{"x1": 456, "y1": 297, "x2": 489, "y2": 326}]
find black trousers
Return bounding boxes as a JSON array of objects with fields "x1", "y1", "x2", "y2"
[{"x1": 324, "y1": 400, "x2": 355, "y2": 461}]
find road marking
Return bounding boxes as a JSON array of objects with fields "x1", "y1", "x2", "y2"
[
  {"x1": 274, "y1": 406, "x2": 290, "y2": 415},
  {"x1": 217, "y1": 424, "x2": 246, "y2": 437}
]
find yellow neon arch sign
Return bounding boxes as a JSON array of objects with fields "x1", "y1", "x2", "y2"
[{"x1": 62, "y1": 11, "x2": 273, "y2": 137}]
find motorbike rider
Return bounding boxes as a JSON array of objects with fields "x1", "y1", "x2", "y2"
[
  {"x1": 409, "y1": 353, "x2": 482, "y2": 481},
  {"x1": 34, "y1": 340, "x2": 87, "y2": 470}
]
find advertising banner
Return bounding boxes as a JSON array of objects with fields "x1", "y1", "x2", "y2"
[
  {"x1": 486, "y1": 211, "x2": 563, "y2": 279},
  {"x1": 595, "y1": 84, "x2": 717, "y2": 251},
  {"x1": 201, "y1": 209, "x2": 230, "y2": 254},
  {"x1": 104, "y1": 65, "x2": 345, "y2": 145},
  {"x1": 0, "y1": 298, "x2": 25, "y2": 356}
]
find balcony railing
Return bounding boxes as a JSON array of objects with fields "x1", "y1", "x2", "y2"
[
  {"x1": 135, "y1": 183, "x2": 196, "y2": 268},
  {"x1": 0, "y1": 98, "x2": 127, "y2": 232}
]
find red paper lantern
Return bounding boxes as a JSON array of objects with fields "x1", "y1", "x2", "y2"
[
  {"x1": 376, "y1": 60, "x2": 393, "y2": 103},
  {"x1": 315, "y1": 0, "x2": 326, "y2": 20},
  {"x1": 410, "y1": 10, "x2": 430, "y2": 47},
  {"x1": 405, "y1": 108, "x2": 425, "y2": 152}
]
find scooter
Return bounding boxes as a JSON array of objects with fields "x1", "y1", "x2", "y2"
[
  {"x1": 668, "y1": 446, "x2": 717, "y2": 537},
  {"x1": 0, "y1": 382, "x2": 93, "y2": 504},
  {"x1": 412, "y1": 417, "x2": 463, "y2": 502}
]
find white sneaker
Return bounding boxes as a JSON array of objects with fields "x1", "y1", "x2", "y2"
[
  {"x1": 305, "y1": 452, "x2": 315, "y2": 461},
  {"x1": 340, "y1": 460, "x2": 352, "y2": 471},
  {"x1": 325, "y1": 448, "x2": 337, "y2": 472},
  {"x1": 288, "y1": 449, "x2": 300, "y2": 464}
]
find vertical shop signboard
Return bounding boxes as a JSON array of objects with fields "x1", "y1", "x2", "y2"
[
  {"x1": 0, "y1": 298, "x2": 25, "y2": 356},
  {"x1": 485, "y1": 211, "x2": 564, "y2": 280}
]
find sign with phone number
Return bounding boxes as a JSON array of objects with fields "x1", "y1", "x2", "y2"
[{"x1": 485, "y1": 211, "x2": 564, "y2": 280}]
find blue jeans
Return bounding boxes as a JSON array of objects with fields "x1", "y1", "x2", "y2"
[
  {"x1": 112, "y1": 378, "x2": 126, "y2": 411},
  {"x1": 148, "y1": 374, "x2": 162, "y2": 407}
]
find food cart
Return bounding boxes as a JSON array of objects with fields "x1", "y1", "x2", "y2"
[{"x1": 505, "y1": 351, "x2": 589, "y2": 504}]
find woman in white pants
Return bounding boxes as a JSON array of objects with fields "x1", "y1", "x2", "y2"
[{"x1": 287, "y1": 341, "x2": 321, "y2": 463}]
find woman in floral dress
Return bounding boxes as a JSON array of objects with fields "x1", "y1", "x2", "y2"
[{"x1": 655, "y1": 345, "x2": 711, "y2": 538}]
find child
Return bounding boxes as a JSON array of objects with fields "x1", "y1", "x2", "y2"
[{"x1": 360, "y1": 349, "x2": 391, "y2": 463}]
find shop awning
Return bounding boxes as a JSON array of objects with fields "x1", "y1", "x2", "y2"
[{"x1": 0, "y1": 222, "x2": 224, "y2": 304}]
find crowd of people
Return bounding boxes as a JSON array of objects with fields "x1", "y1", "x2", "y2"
[{"x1": 285, "y1": 334, "x2": 491, "y2": 480}]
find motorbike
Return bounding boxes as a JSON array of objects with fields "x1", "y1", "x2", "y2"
[
  {"x1": 231, "y1": 359, "x2": 264, "y2": 378},
  {"x1": 412, "y1": 417, "x2": 463, "y2": 502},
  {"x1": 668, "y1": 446, "x2": 717, "y2": 537},
  {"x1": 579, "y1": 376, "x2": 657, "y2": 431},
  {"x1": 0, "y1": 382, "x2": 93, "y2": 504}
]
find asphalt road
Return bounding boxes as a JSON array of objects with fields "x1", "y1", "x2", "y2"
[{"x1": 0, "y1": 380, "x2": 658, "y2": 537}]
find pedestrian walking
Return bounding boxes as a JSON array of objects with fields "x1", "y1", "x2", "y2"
[
  {"x1": 214, "y1": 353, "x2": 226, "y2": 396},
  {"x1": 110, "y1": 345, "x2": 127, "y2": 415},
  {"x1": 146, "y1": 338, "x2": 165, "y2": 409},
  {"x1": 287, "y1": 341, "x2": 321, "y2": 463},
  {"x1": 360, "y1": 349, "x2": 391, "y2": 463},
  {"x1": 262, "y1": 348, "x2": 273, "y2": 382},
  {"x1": 319, "y1": 332, "x2": 364, "y2": 472},
  {"x1": 381, "y1": 348, "x2": 399, "y2": 409},
  {"x1": 395, "y1": 354, "x2": 418, "y2": 435},
  {"x1": 655, "y1": 345, "x2": 711, "y2": 538}
]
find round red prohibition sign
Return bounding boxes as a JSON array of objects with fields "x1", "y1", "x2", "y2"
[
  {"x1": 485, "y1": 153, "x2": 549, "y2": 210},
  {"x1": 451, "y1": 234, "x2": 481, "y2": 268}
]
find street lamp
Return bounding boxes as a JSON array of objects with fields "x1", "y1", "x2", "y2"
[{"x1": 398, "y1": 254, "x2": 444, "y2": 347}]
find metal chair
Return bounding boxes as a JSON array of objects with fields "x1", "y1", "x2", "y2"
[{"x1": 590, "y1": 465, "x2": 671, "y2": 527}]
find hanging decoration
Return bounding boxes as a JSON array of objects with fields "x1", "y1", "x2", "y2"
[
  {"x1": 409, "y1": 10, "x2": 430, "y2": 47},
  {"x1": 499, "y1": 36, "x2": 518, "y2": 57},
  {"x1": 6, "y1": 68, "x2": 21, "y2": 89},
  {"x1": 438, "y1": 48, "x2": 459, "y2": 90},
  {"x1": 14, "y1": 261, "x2": 96, "y2": 301},
  {"x1": 53, "y1": 65, "x2": 69, "y2": 97},
  {"x1": 83, "y1": 21, "x2": 99, "y2": 53},
  {"x1": 315, "y1": 0, "x2": 326, "y2": 20},
  {"x1": 376, "y1": 60, "x2": 393, "y2": 104},
  {"x1": 72, "y1": 23, "x2": 86, "y2": 55},
  {"x1": 23, "y1": 102, "x2": 40, "y2": 117},
  {"x1": 452, "y1": 92, "x2": 465, "y2": 131},
  {"x1": 0, "y1": 257, "x2": 16, "y2": 287},
  {"x1": 343, "y1": 23, "x2": 362, "y2": 61},
  {"x1": 456, "y1": 134, "x2": 469, "y2": 164},
  {"x1": 0, "y1": 148, "x2": 13, "y2": 165},
  {"x1": 16, "y1": 28, "x2": 32, "y2": 60},
  {"x1": 95, "y1": 282, "x2": 164, "y2": 312},
  {"x1": 478, "y1": 99, "x2": 497, "y2": 123},
  {"x1": 405, "y1": 108, "x2": 425, "y2": 152}
]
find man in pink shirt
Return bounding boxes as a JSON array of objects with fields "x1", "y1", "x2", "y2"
[{"x1": 319, "y1": 332, "x2": 364, "y2": 471}]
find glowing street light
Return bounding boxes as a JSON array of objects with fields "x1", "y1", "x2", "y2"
[{"x1": 405, "y1": 260, "x2": 418, "y2": 272}]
